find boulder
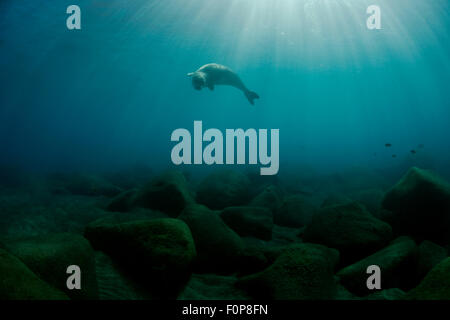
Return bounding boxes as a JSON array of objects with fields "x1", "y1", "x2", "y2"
[
  {"x1": 196, "y1": 170, "x2": 251, "y2": 210},
  {"x1": 178, "y1": 274, "x2": 250, "y2": 300},
  {"x1": 249, "y1": 185, "x2": 283, "y2": 213},
  {"x1": 3, "y1": 233, "x2": 97, "y2": 300},
  {"x1": 321, "y1": 193, "x2": 352, "y2": 208},
  {"x1": 349, "y1": 188, "x2": 384, "y2": 215},
  {"x1": 178, "y1": 204, "x2": 243, "y2": 272},
  {"x1": 337, "y1": 237, "x2": 418, "y2": 295},
  {"x1": 220, "y1": 206, "x2": 273, "y2": 240},
  {"x1": 0, "y1": 248, "x2": 69, "y2": 300},
  {"x1": 365, "y1": 288, "x2": 406, "y2": 300},
  {"x1": 304, "y1": 202, "x2": 393, "y2": 263},
  {"x1": 106, "y1": 189, "x2": 138, "y2": 212},
  {"x1": 275, "y1": 194, "x2": 317, "y2": 227},
  {"x1": 416, "y1": 240, "x2": 447, "y2": 280},
  {"x1": 132, "y1": 171, "x2": 194, "y2": 217},
  {"x1": 85, "y1": 218, "x2": 196, "y2": 298},
  {"x1": 87, "y1": 209, "x2": 168, "y2": 227},
  {"x1": 382, "y1": 167, "x2": 450, "y2": 243},
  {"x1": 406, "y1": 257, "x2": 450, "y2": 300},
  {"x1": 236, "y1": 243, "x2": 339, "y2": 300}
]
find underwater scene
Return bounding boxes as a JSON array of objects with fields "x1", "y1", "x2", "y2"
[{"x1": 0, "y1": 0, "x2": 450, "y2": 302}]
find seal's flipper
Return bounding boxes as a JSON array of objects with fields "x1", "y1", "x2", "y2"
[
  {"x1": 208, "y1": 84, "x2": 215, "y2": 91},
  {"x1": 187, "y1": 72, "x2": 194, "y2": 77},
  {"x1": 244, "y1": 90, "x2": 260, "y2": 105}
]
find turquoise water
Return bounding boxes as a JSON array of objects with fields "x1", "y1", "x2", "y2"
[{"x1": 1, "y1": 0, "x2": 449, "y2": 177}]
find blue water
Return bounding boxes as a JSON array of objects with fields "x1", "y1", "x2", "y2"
[{"x1": 1, "y1": 0, "x2": 449, "y2": 178}]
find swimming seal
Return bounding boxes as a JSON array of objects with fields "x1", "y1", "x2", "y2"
[{"x1": 187, "y1": 63, "x2": 260, "y2": 105}]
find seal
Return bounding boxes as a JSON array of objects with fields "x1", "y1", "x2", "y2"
[{"x1": 187, "y1": 63, "x2": 260, "y2": 105}]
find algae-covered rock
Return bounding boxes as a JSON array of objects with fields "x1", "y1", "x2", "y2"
[
  {"x1": 85, "y1": 218, "x2": 196, "y2": 297},
  {"x1": 382, "y1": 167, "x2": 450, "y2": 243},
  {"x1": 249, "y1": 185, "x2": 283, "y2": 213},
  {"x1": 132, "y1": 171, "x2": 194, "y2": 217},
  {"x1": 349, "y1": 188, "x2": 384, "y2": 215},
  {"x1": 321, "y1": 193, "x2": 352, "y2": 208},
  {"x1": 3, "y1": 233, "x2": 97, "y2": 300},
  {"x1": 178, "y1": 274, "x2": 250, "y2": 300},
  {"x1": 220, "y1": 206, "x2": 273, "y2": 240},
  {"x1": 0, "y1": 248, "x2": 69, "y2": 300},
  {"x1": 416, "y1": 240, "x2": 447, "y2": 280},
  {"x1": 178, "y1": 204, "x2": 243, "y2": 272},
  {"x1": 236, "y1": 243, "x2": 339, "y2": 300},
  {"x1": 365, "y1": 288, "x2": 406, "y2": 300},
  {"x1": 304, "y1": 202, "x2": 392, "y2": 263},
  {"x1": 274, "y1": 194, "x2": 317, "y2": 227},
  {"x1": 196, "y1": 170, "x2": 251, "y2": 210},
  {"x1": 87, "y1": 209, "x2": 168, "y2": 227},
  {"x1": 106, "y1": 188, "x2": 138, "y2": 212},
  {"x1": 337, "y1": 237, "x2": 418, "y2": 295},
  {"x1": 406, "y1": 257, "x2": 450, "y2": 300}
]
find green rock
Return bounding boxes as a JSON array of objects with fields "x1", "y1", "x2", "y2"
[
  {"x1": 337, "y1": 237, "x2": 418, "y2": 295},
  {"x1": 3, "y1": 233, "x2": 97, "y2": 300},
  {"x1": 85, "y1": 218, "x2": 196, "y2": 298},
  {"x1": 275, "y1": 194, "x2": 317, "y2": 228},
  {"x1": 178, "y1": 274, "x2": 250, "y2": 300},
  {"x1": 365, "y1": 288, "x2": 406, "y2": 300},
  {"x1": 236, "y1": 243, "x2": 339, "y2": 300},
  {"x1": 406, "y1": 257, "x2": 450, "y2": 300},
  {"x1": 132, "y1": 171, "x2": 194, "y2": 217},
  {"x1": 179, "y1": 204, "x2": 243, "y2": 272},
  {"x1": 249, "y1": 185, "x2": 283, "y2": 213},
  {"x1": 416, "y1": 240, "x2": 447, "y2": 280},
  {"x1": 349, "y1": 188, "x2": 384, "y2": 216},
  {"x1": 106, "y1": 188, "x2": 138, "y2": 212},
  {"x1": 304, "y1": 202, "x2": 392, "y2": 263},
  {"x1": 220, "y1": 206, "x2": 273, "y2": 240},
  {"x1": 196, "y1": 170, "x2": 251, "y2": 210},
  {"x1": 0, "y1": 248, "x2": 69, "y2": 300},
  {"x1": 382, "y1": 167, "x2": 450, "y2": 243},
  {"x1": 321, "y1": 193, "x2": 353, "y2": 208}
]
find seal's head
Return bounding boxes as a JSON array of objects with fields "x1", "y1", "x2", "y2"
[{"x1": 187, "y1": 72, "x2": 206, "y2": 90}]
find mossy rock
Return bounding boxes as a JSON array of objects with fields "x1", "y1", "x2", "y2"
[
  {"x1": 196, "y1": 170, "x2": 251, "y2": 210},
  {"x1": 3, "y1": 233, "x2": 97, "y2": 300},
  {"x1": 337, "y1": 237, "x2": 418, "y2": 296},
  {"x1": 178, "y1": 274, "x2": 250, "y2": 300},
  {"x1": 106, "y1": 188, "x2": 138, "y2": 212},
  {"x1": 275, "y1": 194, "x2": 317, "y2": 227},
  {"x1": 349, "y1": 188, "x2": 384, "y2": 215},
  {"x1": 132, "y1": 171, "x2": 194, "y2": 217},
  {"x1": 365, "y1": 288, "x2": 406, "y2": 300},
  {"x1": 220, "y1": 206, "x2": 273, "y2": 240},
  {"x1": 382, "y1": 167, "x2": 450, "y2": 243},
  {"x1": 304, "y1": 202, "x2": 392, "y2": 264},
  {"x1": 416, "y1": 240, "x2": 447, "y2": 281},
  {"x1": 249, "y1": 185, "x2": 283, "y2": 213},
  {"x1": 178, "y1": 204, "x2": 243, "y2": 273},
  {"x1": 85, "y1": 218, "x2": 196, "y2": 298},
  {"x1": 0, "y1": 248, "x2": 69, "y2": 300},
  {"x1": 236, "y1": 243, "x2": 339, "y2": 300},
  {"x1": 321, "y1": 193, "x2": 353, "y2": 208},
  {"x1": 406, "y1": 257, "x2": 450, "y2": 300}
]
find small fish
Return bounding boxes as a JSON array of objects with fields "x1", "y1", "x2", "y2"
[
  {"x1": 411, "y1": 150, "x2": 417, "y2": 154},
  {"x1": 385, "y1": 143, "x2": 392, "y2": 148},
  {"x1": 418, "y1": 144, "x2": 424, "y2": 149},
  {"x1": 392, "y1": 154, "x2": 397, "y2": 158}
]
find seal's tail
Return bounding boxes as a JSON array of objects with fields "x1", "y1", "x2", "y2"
[{"x1": 245, "y1": 90, "x2": 260, "y2": 105}]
